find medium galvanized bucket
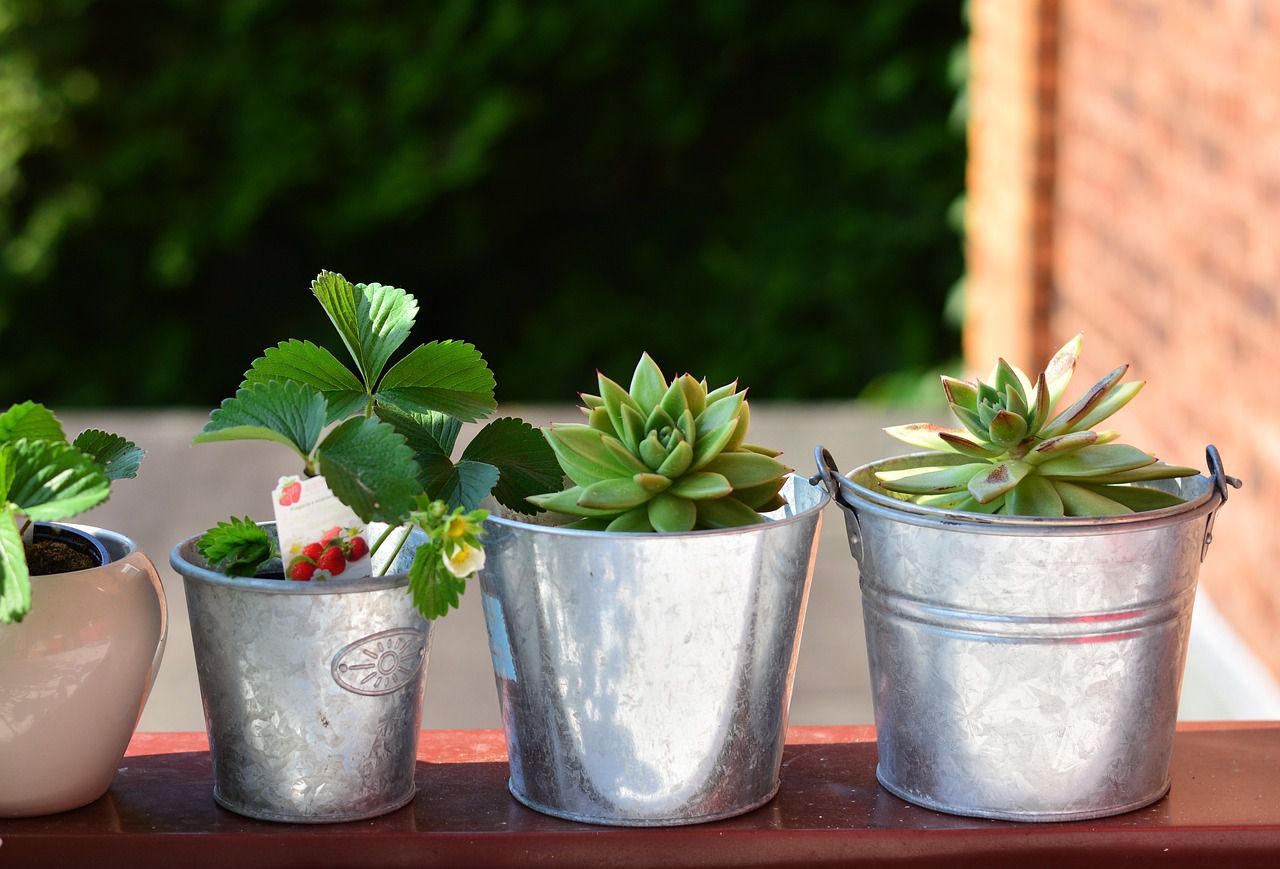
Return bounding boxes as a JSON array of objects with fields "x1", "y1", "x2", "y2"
[
  {"x1": 816, "y1": 445, "x2": 1239, "y2": 822},
  {"x1": 170, "y1": 523, "x2": 431, "y2": 823},
  {"x1": 477, "y1": 475, "x2": 827, "y2": 826}
]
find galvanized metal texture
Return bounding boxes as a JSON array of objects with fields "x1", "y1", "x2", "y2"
[
  {"x1": 476, "y1": 475, "x2": 828, "y2": 826},
  {"x1": 816, "y1": 445, "x2": 1236, "y2": 822},
  {"x1": 170, "y1": 523, "x2": 431, "y2": 824}
]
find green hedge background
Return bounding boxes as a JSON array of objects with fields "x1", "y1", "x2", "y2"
[{"x1": 0, "y1": 0, "x2": 965, "y2": 406}]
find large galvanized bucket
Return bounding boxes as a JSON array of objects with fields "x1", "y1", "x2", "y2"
[
  {"x1": 170, "y1": 523, "x2": 431, "y2": 823},
  {"x1": 477, "y1": 475, "x2": 827, "y2": 826},
  {"x1": 816, "y1": 445, "x2": 1239, "y2": 822}
]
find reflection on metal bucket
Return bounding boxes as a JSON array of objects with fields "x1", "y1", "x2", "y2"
[
  {"x1": 170, "y1": 522, "x2": 431, "y2": 823},
  {"x1": 477, "y1": 475, "x2": 828, "y2": 826},
  {"x1": 818, "y1": 445, "x2": 1239, "y2": 822}
]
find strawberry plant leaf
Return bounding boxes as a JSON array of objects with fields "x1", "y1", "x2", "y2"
[
  {"x1": 461, "y1": 417, "x2": 564, "y2": 513},
  {"x1": 0, "y1": 508, "x2": 29, "y2": 623},
  {"x1": 0, "y1": 401, "x2": 65, "y2": 445},
  {"x1": 374, "y1": 403, "x2": 460, "y2": 493},
  {"x1": 311, "y1": 270, "x2": 417, "y2": 389},
  {"x1": 8, "y1": 438, "x2": 111, "y2": 521},
  {"x1": 197, "y1": 516, "x2": 276, "y2": 577},
  {"x1": 407, "y1": 540, "x2": 466, "y2": 620},
  {"x1": 193, "y1": 380, "x2": 327, "y2": 462},
  {"x1": 316, "y1": 417, "x2": 421, "y2": 523},
  {"x1": 434, "y1": 459, "x2": 500, "y2": 512},
  {"x1": 72, "y1": 429, "x2": 144, "y2": 480},
  {"x1": 242, "y1": 339, "x2": 367, "y2": 423},
  {"x1": 376, "y1": 340, "x2": 496, "y2": 423}
]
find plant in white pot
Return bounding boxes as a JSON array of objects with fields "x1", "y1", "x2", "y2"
[
  {"x1": 168, "y1": 270, "x2": 558, "y2": 823},
  {"x1": 477, "y1": 353, "x2": 829, "y2": 826},
  {"x1": 817, "y1": 334, "x2": 1240, "y2": 822},
  {"x1": 0, "y1": 403, "x2": 164, "y2": 817}
]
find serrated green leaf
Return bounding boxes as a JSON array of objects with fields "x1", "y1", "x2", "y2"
[
  {"x1": 436, "y1": 460, "x2": 500, "y2": 512},
  {"x1": 243, "y1": 339, "x2": 368, "y2": 423},
  {"x1": 316, "y1": 417, "x2": 421, "y2": 523},
  {"x1": 1036, "y1": 443, "x2": 1155, "y2": 478},
  {"x1": 8, "y1": 439, "x2": 110, "y2": 521},
  {"x1": 376, "y1": 340, "x2": 497, "y2": 422},
  {"x1": 193, "y1": 380, "x2": 327, "y2": 461},
  {"x1": 647, "y1": 493, "x2": 696, "y2": 532},
  {"x1": 0, "y1": 444, "x2": 14, "y2": 501},
  {"x1": 197, "y1": 517, "x2": 275, "y2": 577},
  {"x1": 695, "y1": 496, "x2": 764, "y2": 529},
  {"x1": 0, "y1": 402, "x2": 65, "y2": 445},
  {"x1": 461, "y1": 417, "x2": 562, "y2": 514},
  {"x1": 0, "y1": 508, "x2": 30, "y2": 623},
  {"x1": 375, "y1": 403, "x2": 461, "y2": 493},
  {"x1": 312, "y1": 271, "x2": 418, "y2": 388},
  {"x1": 1006, "y1": 476, "x2": 1065, "y2": 516},
  {"x1": 72, "y1": 429, "x2": 144, "y2": 480},
  {"x1": 408, "y1": 541, "x2": 466, "y2": 620},
  {"x1": 629, "y1": 352, "x2": 667, "y2": 414}
]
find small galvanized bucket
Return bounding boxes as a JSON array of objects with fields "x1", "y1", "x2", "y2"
[
  {"x1": 816, "y1": 445, "x2": 1239, "y2": 822},
  {"x1": 170, "y1": 523, "x2": 430, "y2": 823},
  {"x1": 477, "y1": 475, "x2": 827, "y2": 826}
]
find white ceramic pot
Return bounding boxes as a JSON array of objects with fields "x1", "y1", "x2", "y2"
[{"x1": 0, "y1": 524, "x2": 167, "y2": 817}]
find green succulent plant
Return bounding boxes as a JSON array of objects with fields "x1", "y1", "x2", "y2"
[
  {"x1": 878, "y1": 334, "x2": 1197, "y2": 517},
  {"x1": 527, "y1": 353, "x2": 792, "y2": 531}
]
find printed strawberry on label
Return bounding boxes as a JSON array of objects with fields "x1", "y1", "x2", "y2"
[
  {"x1": 315, "y1": 546, "x2": 346, "y2": 578},
  {"x1": 278, "y1": 479, "x2": 302, "y2": 506},
  {"x1": 348, "y1": 536, "x2": 368, "y2": 560}
]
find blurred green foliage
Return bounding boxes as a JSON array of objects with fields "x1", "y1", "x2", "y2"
[{"x1": 0, "y1": 0, "x2": 964, "y2": 406}]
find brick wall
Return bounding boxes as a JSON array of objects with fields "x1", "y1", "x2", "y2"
[{"x1": 967, "y1": 0, "x2": 1280, "y2": 678}]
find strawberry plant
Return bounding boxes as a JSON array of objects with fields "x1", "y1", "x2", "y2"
[
  {"x1": 194, "y1": 270, "x2": 560, "y2": 618},
  {"x1": 0, "y1": 401, "x2": 144, "y2": 623}
]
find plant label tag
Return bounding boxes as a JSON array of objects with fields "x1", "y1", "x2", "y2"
[{"x1": 273, "y1": 475, "x2": 371, "y2": 581}]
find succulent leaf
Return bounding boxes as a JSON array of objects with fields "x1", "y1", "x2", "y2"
[
  {"x1": 629, "y1": 353, "x2": 668, "y2": 413},
  {"x1": 1040, "y1": 364, "x2": 1128, "y2": 438},
  {"x1": 607, "y1": 506, "x2": 653, "y2": 532},
  {"x1": 1053, "y1": 480, "x2": 1133, "y2": 516},
  {"x1": 656, "y1": 439, "x2": 693, "y2": 478},
  {"x1": 670, "y1": 471, "x2": 733, "y2": 500},
  {"x1": 1043, "y1": 333, "x2": 1083, "y2": 409},
  {"x1": 690, "y1": 417, "x2": 739, "y2": 471},
  {"x1": 696, "y1": 496, "x2": 764, "y2": 528},
  {"x1": 1075, "y1": 482, "x2": 1185, "y2": 512},
  {"x1": 937, "y1": 431, "x2": 1002, "y2": 459},
  {"x1": 877, "y1": 463, "x2": 991, "y2": 495},
  {"x1": 940, "y1": 376, "x2": 978, "y2": 411},
  {"x1": 648, "y1": 493, "x2": 696, "y2": 532},
  {"x1": 1035, "y1": 443, "x2": 1155, "y2": 478},
  {"x1": 884, "y1": 423, "x2": 972, "y2": 453},
  {"x1": 525, "y1": 486, "x2": 616, "y2": 517},
  {"x1": 1006, "y1": 476, "x2": 1064, "y2": 516},
  {"x1": 700, "y1": 452, "x2": 790, "y2": 489},
  {"x1": 967, "y1": 460, "x2": 1033, "y2": 504},
  {"x1": 988, "y1": 410, "x2": 1028, "y2": 447},
  {"x1": 1072, "y1": 381, "x2": 1144, "y2": 433}
]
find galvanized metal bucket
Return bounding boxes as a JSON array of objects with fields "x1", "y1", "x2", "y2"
[
  {"x1": 170, "y1": 523, "x2": 431, "y2": 823},
  {"x1": 816, "y1": 445, "x2": 1239, "y2": 822},
  {"x1": 476, "y1": 475, "x2": 828, "y2": 826}
]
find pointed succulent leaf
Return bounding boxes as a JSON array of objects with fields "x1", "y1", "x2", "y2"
[
  {"x1": 242, "y1": 339, "x2": 368, "y2": 423},
  {"x1": 0, "y1": 401, "x2": 64, "y2": 445},
  {"x1": 642, "y1": 404, "x2": 676, "y2": 439},
  {"x1": 311, "y1": 271, "x2": 417, "y2": 389},
  {"x1": 1027, "y1": 430, "x2": 1098, "y2": 464},
  {"x1": 940, "y1": 376, "x2": 978, "y2": 412},
  {"x1": 1083, "y1": 461, "x2": 1199, "y2": 484},
  {"x1": 689, "y1": 417, "x2": 739, "y2": 471},
  {"x1": 576, "y1": 477, "x2": 659, "y2": 511},
  {"x1": 581, "y1": 393, "x2": 604, "y2": 410},
  {"x1": 639, "y1": 431, "x2": 667, "y2": 470},
  {"x1": 656, "y1": 438, "x2": 693, "y2": 478},
  {"x1": 460, "y1": 417, "x2": 563, "y2": 514},
  {"x1": 1006, "y1": 476, "x2": 1065, "y2": 516},
  {"x1": 1043, "y1": 333, "x2": 1084, "y2": 411},
  {"x1": 977, "y1": 381, "x2": 1001, "y2": 407},
  {"x1": 677, "y1": 374, "x2": 707, "y2": 417},
  {"x1": 916, "y1": 490, "x2": 974, "y2": 510},
  {"x1": 988, "y1": 409, "x2": 1028, "y2": 447},
  {"x1": 597, "y1": 373, "x2": 643, "y2": 443},
  {"x1": 967, "y1": 459, "x2": 1033, "y2": 504},
  {"x1": 193, "y1": 380, "x2": 327, "y2": 461},
  {"x1": 606, "y1": 506, "x2": 654, "y2": 532},
  {"x1": 1077, "y1": 483, "x2": 1185, "y2": 511},
  {"x1": 669, "y1": 471, "x2": 733, "y2": 500},
  {"x1": 0, "y1": 508, "x2": 30, "y2": 623},
  {"x1": 656, "y1": 380, "x2": 689, "y2": 427},
  {"x1": 699, "y1": 452, "x2": 789, "y2": 489},
  {"x1": 586, "y1": 406, "x2": 617, "y2": 437},
  {"x1": 676, "y1": 409, "x2": 696, "y2": 446},
  {"x1": 950, "y1": 404, "x2": 990, "y2": 441},
  {"x1": 959, "y1": 494, "x2": 1007, "y2": 514},
  {"x1": 695, "y1": 391, "x2": 744, "y2": 440},
  {"x1": 977, "y1": 401, "x2": 999, "y2": 428},
  {"x1": 618, "y1": 403, "x2": 646, "y2": 454},
  {"x1": 72, "y1": 429, "x2": 144, "y2": 480},
  {"x1": 543, "y1": 425, "x2": 646, "y2": 486},
  {"x1": 994, "y1": 359, "x2": 1028, "y2": 405},
  {"x1": 647, "y1": 493, "x2": 696, "y2": 532},
  {"x1": 1035, "y1": 443, "x2": 1155, "y2": 478},
  {"x1": 937, "y1": 431, "x2": 1002, "y2": 459},
  {"x1": 742, "y1": 443, "x2": 782, "y2": 458},
  {"x1": 376, "y1": 340, "x2": 497, "y2": 423},
  {"x1": 877, "y1": 463, "x2": 991, "y2": 495},
  {"x1": 705, "y1": 380, "x2": 738, "y2": 403},
  {"x1": 1072, "y1": 381, "x2": 1145, "y2": 433},
  {"x1": 1053, "y1": 480, "x2": 1133, "y2": 516},
  {"x1": 883, "y1": 423, "x2": 973, "y2": 453},
  {"x1": 1003, "y1": 383, "x2": 1028, "y2": 418},
  {"x1": 1040, "y1": 364, "x2": 1129, "y2": 438},
  {"x1": 731, "y1": 479, "x2": 787, "y2": 510},
  {"x1": 1027, "y1": 372, "x2": 1050, "y2": 433},
  {"x1": 629, "y1": 352, "x2": 668, "y2": 414},
  {"x1": 316, "y1": 417, "x2": 421, "y2": 523},
  {"x1": 696, "y1": 496, "x2": 764, "y2": 528},
  {"x1": 7, "y1": 438, "x2": 110, "y2": 521},
  {"x1": 525, "y1": 486, "x2": 615, "y2": 517},
  {"x1": 725, "y1": 400, "x2": 752, "y2": 451}
]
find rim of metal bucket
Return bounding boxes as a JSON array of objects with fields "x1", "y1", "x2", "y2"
[
  {"x1": 813, "y1": 444, "x2": 1240, "y2": 539},
  {"x1": 170, "y1": 521, "x2": 415, "y2": 595},
  {"x1": 484, "y1": 472, "x2": 829, "y2": 539}
]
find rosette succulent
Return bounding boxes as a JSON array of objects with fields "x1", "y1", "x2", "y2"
[
  {"x1": 528, "y1": 353, "x2": 792, "y2": 531},
  {"x1": 878, "y1": 334, "x2": 1197, "y2": 516}
]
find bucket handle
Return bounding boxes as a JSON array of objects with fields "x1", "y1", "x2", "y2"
[
  {"x1": 1201, "y1": 444, "x2": 1242, "y2": 562},
  {"x1": 811, "y1": 445, "x2": 863, "y2": 562}
]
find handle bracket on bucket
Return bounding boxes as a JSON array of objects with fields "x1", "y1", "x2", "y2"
[
  {"x1": 1200, "y1": 444, "x2": 1241, "y2": 562},
  {"x1": 812, "y1": 445, "x2": 863, "y2": 562}
]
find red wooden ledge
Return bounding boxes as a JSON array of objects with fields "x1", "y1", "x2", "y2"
[{"x1": 2, "y1": 724, "x2": 1278, "y2": 868}]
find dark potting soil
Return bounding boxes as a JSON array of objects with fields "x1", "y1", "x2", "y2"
[{"x1": 25, "y1": 540, "x2": 99, "y2": 575}]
